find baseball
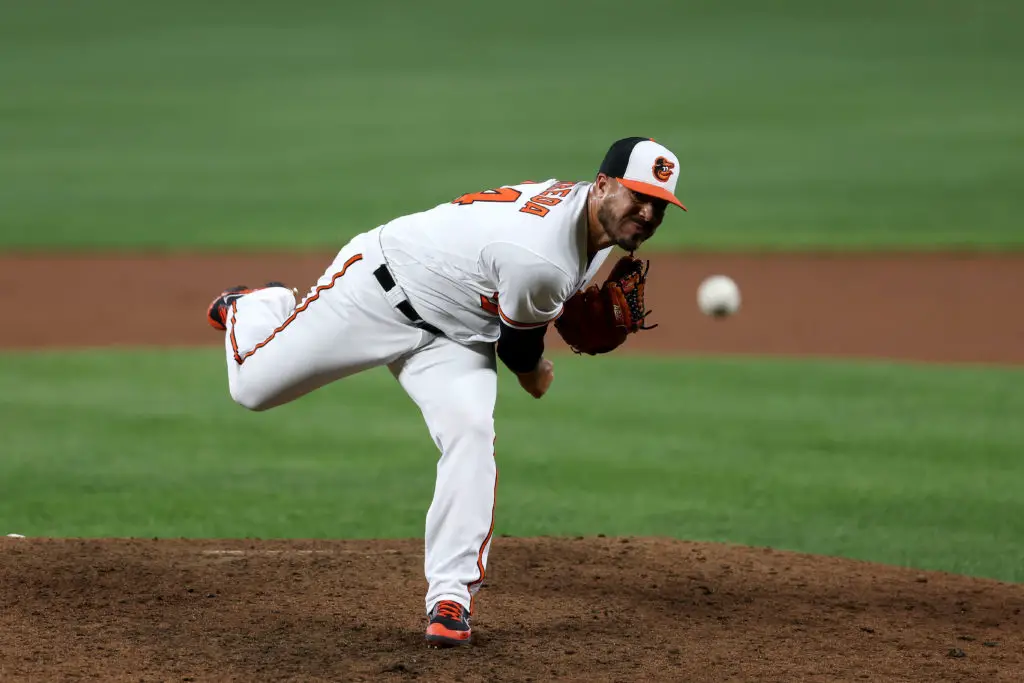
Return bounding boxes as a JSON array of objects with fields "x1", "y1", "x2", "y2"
[{"x1": 697, "y1": 275, "x2": 741, "y2": 317}]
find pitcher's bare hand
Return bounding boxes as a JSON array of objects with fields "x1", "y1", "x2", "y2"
[{"x1": 517, "y1": 358, "x2": 554, "y2": 399}]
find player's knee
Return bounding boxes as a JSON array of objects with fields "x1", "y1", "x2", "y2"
[
  {"x1": 438, "y1": 410, "x2": 495, "y2": 452},
  {"x1": 229, "y1": 376, "x2": 274, "y2": 412}
]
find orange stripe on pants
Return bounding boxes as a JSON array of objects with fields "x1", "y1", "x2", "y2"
[
  {"x1": 229, "y1": 254, "x2": 363, "y2": 365},
  {"x1": 468, "y1": 462, "x2": 497, "y2": 614}
]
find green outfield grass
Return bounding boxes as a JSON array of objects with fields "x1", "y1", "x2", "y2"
[
  {"x1": 2, "y1": 349, "x2": 1022, "y2": 582},
  {"x1": 2, "y1": 0, "x2": 1022, "y2": 251}
]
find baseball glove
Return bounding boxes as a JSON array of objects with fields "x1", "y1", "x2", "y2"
[{"x1": 554, "y1": 254, "x2": 657, "y2": 355}]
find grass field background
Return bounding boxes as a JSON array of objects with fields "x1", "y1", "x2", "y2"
[
  {"x1": 2, "y1": 0, "x2": 1022, "y2": 250},
  {"x1": 2, "y1": 350, "x2": 1022, "y2": 582}
]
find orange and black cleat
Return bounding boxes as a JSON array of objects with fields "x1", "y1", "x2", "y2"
[
  {"x1": 206, "y1": 285, "x2": 254, "y2": 331},
  {"x1": 206, "y1": 282, "x2": 290, "y2": 330},
  {"x1": 425, "y1": 600, "x2": 471, "y2": 648}
]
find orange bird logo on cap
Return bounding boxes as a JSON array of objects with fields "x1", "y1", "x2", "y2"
[{"x1": 652, "y1": 156, "x2": 675, "y2": 182}]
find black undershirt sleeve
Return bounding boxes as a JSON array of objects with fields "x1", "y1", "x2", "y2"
[{"x1": 495, "y1": 320, "x2": 547, "y2": 374}]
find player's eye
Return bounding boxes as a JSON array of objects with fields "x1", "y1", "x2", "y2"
[{"x1": 628, "y1": 189, "x2": 664, "y2": 212}]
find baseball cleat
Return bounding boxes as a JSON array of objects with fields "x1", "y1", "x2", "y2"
[
  {"x1": 207, "y1": 282, "x2": 294, "y2": 330},
  {"x1": 424, "y1": 600, "x2": 472, "y2": 647},
  {"x1": 206, "y1": 285, "x2": 253, "y2": 330}
]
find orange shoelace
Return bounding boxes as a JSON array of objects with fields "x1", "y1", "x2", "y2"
[{"x1": 436, "y1": 601, "x2": 464, "y2": 620}]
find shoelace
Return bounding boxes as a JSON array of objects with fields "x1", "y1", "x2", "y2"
[{"x1": 436, "y1": 601, "x2": 464, "y2": 621}]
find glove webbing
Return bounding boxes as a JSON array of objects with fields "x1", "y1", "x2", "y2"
[{"x1": 623, "y1": 260, "x2": 657, "y2": 331}]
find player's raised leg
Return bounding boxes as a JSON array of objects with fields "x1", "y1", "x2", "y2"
[
  {"x1": 389, "y1": 336, "x2": 499, "y2": 647},
  {"x1": 214, "y1": 231, "x2": 430, "y2": 411}
]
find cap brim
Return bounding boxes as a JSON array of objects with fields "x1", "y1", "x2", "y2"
[{"x1": 618, "y1": 178, "x2": 687, "y2": 211}]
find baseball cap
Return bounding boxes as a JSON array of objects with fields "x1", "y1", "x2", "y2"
[{"x1": 598, "y1": 137, "x2": 687, "y2": 210}]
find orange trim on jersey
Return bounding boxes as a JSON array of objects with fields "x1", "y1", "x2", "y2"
[
  {"x1": 497, "y1": 305, "x2": 554, "y2": 329},
  {"x1": 229, "y1": 254, "x2": 363, "y2": 365},
  {"x1": 469, "y1": 461, "x2": 498, "y2": 614},
  {"x1": 617, "y1": 178, "x2": 687, "y2": 211}
]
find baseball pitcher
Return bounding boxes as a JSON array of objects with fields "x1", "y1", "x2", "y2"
[{"x1": 206, "y1": 137, "x2": 686, "y2": 647}]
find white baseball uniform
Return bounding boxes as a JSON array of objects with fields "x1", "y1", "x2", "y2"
[{"x1": 222, "y1": 178, "x2": 612, "y2": 615}]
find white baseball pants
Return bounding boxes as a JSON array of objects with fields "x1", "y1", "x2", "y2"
[{"x1": 223, "y1": 227, "x2": 497, "y2": 615}]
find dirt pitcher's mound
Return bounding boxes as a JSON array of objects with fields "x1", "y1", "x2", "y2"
[{"x1": 1, "y1": 537, "x2": 1021, "y2": 682}]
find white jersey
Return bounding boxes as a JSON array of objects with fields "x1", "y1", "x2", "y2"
[{"x1": 377, "y1": 179, "x2": 614, "y2": 344}]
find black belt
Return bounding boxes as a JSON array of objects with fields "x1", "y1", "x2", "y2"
[{"x1": 373, "y1": 264, "x2": 442, "y2": 336}]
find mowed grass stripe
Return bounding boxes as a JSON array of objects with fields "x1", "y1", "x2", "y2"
[
  {"x1": 1, "y1": 0, "x2": 1022, "y2": 250},
  {"x1": 0, "y1": 350, "x2": 1021, "y2": 581}
]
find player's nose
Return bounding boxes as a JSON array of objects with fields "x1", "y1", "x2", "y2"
[{"x1": 636, "y1": 201, "x2": 655, "y2": 222}]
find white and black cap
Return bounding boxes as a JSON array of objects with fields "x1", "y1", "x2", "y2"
[{"x1": 598, "y1": 137, "x2": 686, "y2": 210}]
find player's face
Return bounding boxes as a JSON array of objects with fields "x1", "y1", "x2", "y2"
[{"x1": 597, "y1": 178, "x2": 667, "y2": 252}]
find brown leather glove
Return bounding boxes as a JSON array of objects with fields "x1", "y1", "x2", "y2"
[{"x1": 554, "y1": 255, "x2": 656, "y2": 355}]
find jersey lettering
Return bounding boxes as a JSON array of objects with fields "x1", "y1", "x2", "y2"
[
  {"x1": 452, "y1": 187, "x2": 522, "y2": 205},
  {"x1": 519, "y1": 181, "x2": 576, "y2": 218},
  {"x1": 452, "y1": 181, "x2": 577, "y2": 218},
  {"x1": 520, "y1": 203, "x2": 550, "y2": 217}
]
